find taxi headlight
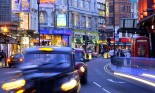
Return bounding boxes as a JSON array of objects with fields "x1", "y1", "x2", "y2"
[
  {"x1": 2, "y1": 79, "x2": 26, "y2": 91},
  {"x1": 80, "y1": 66, "x2": 85, "y2": 72},
  {"x1": 61, "y1": 79, "x2": 77, "y2": 91}
]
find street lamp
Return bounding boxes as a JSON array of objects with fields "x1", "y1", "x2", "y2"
[
  {"x1": 37, "y1": 0, "x2": 40, "y2": 46},
  {"x1": 113, "y1": 0, "x2": 116, "y2": 55},
  {"x1": 1, "y1": 26, "x2": 9, "y2": 67}
]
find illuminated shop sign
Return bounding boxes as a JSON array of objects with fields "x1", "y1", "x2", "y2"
[
  {"x1": 57, "y1": 14, "x2": 67, "y2": 27},
  {"x1": 21, "y1": 37, "x2": 29, "y2": 44},
  {"x1": 12, "y1": 0, "x2": 30, "y2": 12},
  {"x1": 40, "y1": 0, "x2": 55, "y2": 7},
  {"x1": 40, "y1": 29, "x2": 72, "y2": 35},
  {"x1": 40, "y1": 0, "x2": 55, "y2": 3}
]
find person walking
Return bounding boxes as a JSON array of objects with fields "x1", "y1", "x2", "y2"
[
  {"x1": 109, "y1": 49, "x2": 115, "y2": 65},
  {"x1": 0, "y1": 50, "x2": 6, "y2": 67}
]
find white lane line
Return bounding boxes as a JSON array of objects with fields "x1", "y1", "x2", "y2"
[
  {"x1": 104, "y1": 63, "x2": 114, "y2": 76},
  {"x1": 93, "y1": 82, "x2": 101, "y2": 87},
  {"x1": 102, "y1": 88, "x2": 111, "y2": 93},
  {"x1": 107, "y1": 78, "x2": 126, "y2": 84}
]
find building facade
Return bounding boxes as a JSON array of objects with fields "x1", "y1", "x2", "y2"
[
  {"x1": 0, "y1": 0, "x2": 11, "y2": 22},
  {"x1": 38, "y1": 0, "x2": 99, "y2": 50},
  {"x1": 137, "y1": 0, "x2": 155, "y2": 57},
  {"x1": 130, "y1": 0, "x2": 138, "y2": 18},
  {"x1": 105, "y1": 0, "x2": 132, "y2": 49}
]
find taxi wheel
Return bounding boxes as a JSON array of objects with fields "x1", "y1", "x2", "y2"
[{"x1": 8, "y1": 64, "x2": 12, "y2": 68}]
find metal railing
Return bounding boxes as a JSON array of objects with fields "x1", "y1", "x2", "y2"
[{"x1": 112, "y1": 57, "x2": 155, "y2": 70}]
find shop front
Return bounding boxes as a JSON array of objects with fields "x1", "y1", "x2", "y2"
[
  {"x1": 39, "y1": 28, "x2": 72, "y2": 47},
  {"x1": 73, "y1": 30, "x2": 98, "y2": 51}
]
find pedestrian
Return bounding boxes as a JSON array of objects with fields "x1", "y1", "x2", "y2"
[
  {"x1": 109, "y1": 49, "x2": 115, "y2": 65},
  {"x1": 0, "y1": 50, "x2": 6, "y2": 67}
]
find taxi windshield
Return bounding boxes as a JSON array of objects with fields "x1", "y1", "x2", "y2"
[
  {"x1": 23, "y1": 53, "x2": 71, "y2": 68},
  {"x1": 74, "y1": 52, "x2": 84, "y2": 62}
]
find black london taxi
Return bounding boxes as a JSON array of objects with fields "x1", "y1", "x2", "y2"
[
  {"x1": 2, "y1": 46, "x2": 81, "y2": 93},
  {"x1": 74, "y1": 48, "x2": 89, "y2": 84}
]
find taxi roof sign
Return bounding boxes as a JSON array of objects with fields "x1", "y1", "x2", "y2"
[{"x1": 39, "y1": 47, "x2": 54, "y2": 51}]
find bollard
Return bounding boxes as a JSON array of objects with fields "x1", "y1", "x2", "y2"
[{"x1": 88, "y1": 53, "x2": 92, "y2": 60}]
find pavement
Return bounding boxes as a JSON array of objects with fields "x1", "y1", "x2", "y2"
[{"x1": 106, "y1": 58, "x2": 155, "y2": 87}]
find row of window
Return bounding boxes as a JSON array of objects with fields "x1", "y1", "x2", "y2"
[
  {"x1": 71, "y1": 0, "x2": 95, "y2": 11},
  {"x1": 39, "y1": 11, "x2": 98, "y2": 29},
  {"x1": 109, "y1": 5, "x2": 130, "y2": 13}
]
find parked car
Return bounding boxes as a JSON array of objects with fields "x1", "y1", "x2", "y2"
[
  {"x1": 2, "y1": 46, "x2": 81, "y2": 93},
  {"x1": 7, "y1": 53, "x2": 24, "y2": 68},
  {"x1": 74, "y1": 48, "x2": 89, "y2": 84}
]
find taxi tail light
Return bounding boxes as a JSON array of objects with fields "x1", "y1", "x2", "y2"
[
  {"x1": 7, "y1": 58, "x2": 11, "y2": 63},
  {"x1": 19, "y1": 58, "x2": 23, "y2": 62}
]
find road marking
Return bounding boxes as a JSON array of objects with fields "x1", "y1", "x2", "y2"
[
  {"x1": 93, "y1": 82, "x2": 101, "y2": 87},
  {"x1": 95, "y1": 68, "x2": 102, "y2": 75},
  {"x1": 107, "y1": 79, "x2": 126, "y2": 83},
  {"x1": 102, "y1": 88, "x2": 111, "y2": 93},
  {"x1": 104, "y1": 63, "x2": 114, "y2": 76},
  {"x1": 6, "y1": 70, "x2": 22, "y2": 74}
]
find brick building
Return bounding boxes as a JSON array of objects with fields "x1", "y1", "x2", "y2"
[{"x1": 105, "y1": 0, "x2": 131, "y2": 49}]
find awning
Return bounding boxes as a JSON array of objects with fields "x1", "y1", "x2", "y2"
[
  {"x1": 120, "y1": 38, "x2": 131, "y2": 43},
  {"x1": 0, "y1": 33, "x2": 17, "y2": 44},
  {"x1": 118, "y1": 28, "x2": 147, "y2": 34},
  {"x1": 137, "y1": 14, "x2": 155, "y2": 27}
]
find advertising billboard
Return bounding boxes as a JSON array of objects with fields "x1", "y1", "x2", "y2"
[
  {"x1": 40, "y1": 0, "x2": 55, "y2": 7},
  {"x1": 12, "y1": 0, "x2": 30, "y2": 12},
  {"x1": 57, "y1": 14, "x2": 67, "y2": 27}
]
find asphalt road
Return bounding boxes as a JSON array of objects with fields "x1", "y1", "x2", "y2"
[{"x1": 81, "y1": 57, "x2": 155, "y2": 93}]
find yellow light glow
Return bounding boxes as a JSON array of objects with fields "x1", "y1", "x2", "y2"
[
  {"x1": 19, "y1": 58, "x2": 23, "y2": 62},
  {"x1": 20, "y1": 13, "x2": 24, "y2": 16},
  {"x1": 15, "y1": 89, "x2": 25, "y2": 93},
  {"x1": 1, "y1": 27, "x2": 9, "y2": 33},
  {"x1": 39, "y1": 47, "x2": 54, "y2": 51},
  {"x1": 141, "y1": 73, "x2": 155, "y2": 79},
  {"x1": 61, "y1": 79, "x2": 77, "y2": 91},
  {"x1": 2, "y1": 79, "x2": 26, "y2": 91},
  {"x1": 114, "y1": 72, "x2": 155, "y2": 87},
  {"x1": 80, "y1": 67, "x2": 85, "y2": 72}
]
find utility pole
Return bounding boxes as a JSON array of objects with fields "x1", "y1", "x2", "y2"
[
  {"x1": 67, "y1": 0, "x2": 70, "y2": 46},
  {"x1": 37, "y1": 0, "x2": 40, "y2": 46},
  {"x1": 113, "y1": 0, "x2": 116, "y2": 55}
]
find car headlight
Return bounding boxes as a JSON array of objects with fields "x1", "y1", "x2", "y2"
[
  {"x1": 2, "y1": 79, "x2": 26, "y2": 91},
  {"x1": 61, "y1": 79, "x2": 77, "y2": 91},
  {"x1": 80, "y1": 66, "x2": 85, "y2": 73}
]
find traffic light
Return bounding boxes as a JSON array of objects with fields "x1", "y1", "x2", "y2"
[
  {"x1": 83, "y1": 35, "x2": 90, "y2": 45},
  {"x1": 107, "y1": 38, "x2": 111, "y2": 45}
]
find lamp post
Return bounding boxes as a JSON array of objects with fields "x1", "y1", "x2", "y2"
[
  {"x1": 113, "y1": 0, "x2": 116, "y2": 55},
  {"x1": 37, "y1": 0, "x2": 40, "y2": 46},
  {"x1": 1, "y1": 26, "x2": 9, "y2": 67}
]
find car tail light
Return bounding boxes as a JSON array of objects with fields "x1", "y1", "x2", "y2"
[
  {"x1": 19, "y1": 58, "x2": 23, "y2": 62},
  {"x1": 7, "y1": 58, "x2": 11, "y2": 63}
]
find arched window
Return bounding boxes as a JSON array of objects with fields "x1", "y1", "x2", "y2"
[{"x1": 39, "y1": 11, "x2": 47, "y2": 23}]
